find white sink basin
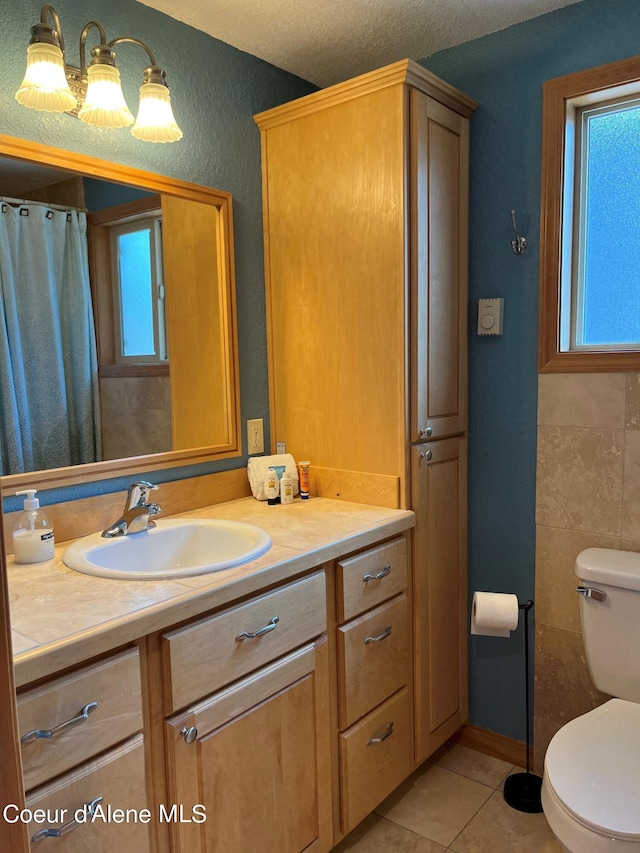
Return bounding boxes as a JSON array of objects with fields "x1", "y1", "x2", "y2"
[{"x1": 63, "y1": 518, "x2": 272, "y2": 580}]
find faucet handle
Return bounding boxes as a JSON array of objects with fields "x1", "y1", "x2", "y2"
[{"x1": 127, "y1": 481, "x2": 159, "y2": 508}]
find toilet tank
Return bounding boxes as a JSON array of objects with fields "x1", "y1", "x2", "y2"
[{"x1": 575, "y1": 548, "x2": 640, "y2": 703}]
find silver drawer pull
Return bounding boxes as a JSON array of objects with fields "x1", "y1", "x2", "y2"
[
  {"x1": 575, "y1": 586, "x2": 607, "y2": 602},
  {"x1": 31, "y1": 796, "x2": 102, "y2": 842},
  {"x1": 367, "y1": 722, "x2": 394, "y2": 746},
  {"x1": 21, "y1": 702, "x2": 98, "y2": 744},
  {"x1": 236, "y1": 615, "x2": 280, "y2": 641},
  {"x1": 363, "y1": 565, "x2": 391, "y2": 582},
  {"x1": 419, "y1": 426, "x2": 433, "y2": 437},
  {"x1": 419, "y1": 449, "x2": 433, "y2": 460},
  {"x1": 364, "y1": 625, "x2": 392, "y2": 644}
]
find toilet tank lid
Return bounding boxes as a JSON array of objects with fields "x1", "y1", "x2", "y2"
[{"x1": 575, "y1": 548, "x2": 640, "y2": 591}]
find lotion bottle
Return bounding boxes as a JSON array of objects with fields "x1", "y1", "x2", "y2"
[
  {"x1": 12, "y1": 489, "x2": 55, "y2": 564},
  {"x1": 264, "y1": 468, "x2": 279, "y2": 506},
  {"x1": 280, "y1": 475, "x2": 294, "y2": 505}
]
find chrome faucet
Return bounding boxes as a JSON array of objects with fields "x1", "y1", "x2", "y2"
[{"x1": 101, "y1": 482, "x2": 162, "y2": 538}]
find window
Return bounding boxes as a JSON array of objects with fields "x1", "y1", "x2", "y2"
[
  {"x1": 539, "y1": 56, "x2": 640, "y2": 371},
  {"x1": 88, "y1": 195, "x2": 170, "y2": 376},
  {"x1": 111, "y1": 215, "x2": 167, "y2": 363}
]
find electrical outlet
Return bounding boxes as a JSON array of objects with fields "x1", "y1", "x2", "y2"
[{"x1": 247, "y1": 419, "x2": 264, "y2": 454}]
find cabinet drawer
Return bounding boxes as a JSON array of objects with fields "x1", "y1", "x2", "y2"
[
  {"x1": 337, "y1": 537, "x2": 407, "y2": 622},
  {"x1": 163, "y1": 571, "x2": 326, "y2": 710},
  {"x1": 18, "y1": 648, "x2": 143, "y2": 791},
  {"x1": 25, "y1": 734, "x2": 151, "y2": 852},
  {"x1": 339, "y1": 687, "x2": 413, "y2": 833},
  {"x1": 338, "y1": 593, "x2": 409, "y2": 729}
]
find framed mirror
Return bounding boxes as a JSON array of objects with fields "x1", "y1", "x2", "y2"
[{"x1": 0, "y1": 133, "x2": 241, "y2": 497}]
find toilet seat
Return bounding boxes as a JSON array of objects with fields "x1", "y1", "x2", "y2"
[{"x1": 544, "y1": 699, "x2": 640, "y2": 841}]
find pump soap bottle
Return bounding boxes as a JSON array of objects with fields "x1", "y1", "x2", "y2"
[{"x1": 12, "y1": 489, "x2": 55, "y2": 564}]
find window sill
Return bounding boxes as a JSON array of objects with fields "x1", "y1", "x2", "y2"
[
  {"x1": 539, "y1": 349, "x2": 640, "y2": 373},
  {"x1": 99, "y1": 364, "x2": 170, "y2": 378}
]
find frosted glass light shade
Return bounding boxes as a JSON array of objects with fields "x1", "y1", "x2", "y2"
[
  {"x1": 78, "y1": 64, "x2": 134, "y2": 127},
  {"x1": 131, "y1": 82, "x2": 183, "y2": 143},
  {"x1": 15, "y1": 42, "x2": 77, "y2": 113}
]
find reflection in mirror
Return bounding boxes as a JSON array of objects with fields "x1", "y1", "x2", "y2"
[{"x1": 0, "y1": 134, "x2": 241, "y2": 495}]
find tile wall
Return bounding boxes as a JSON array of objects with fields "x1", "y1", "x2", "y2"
[
  {"x1": 534, "y1": 372, "x2": 640, "y2": 770},
  {"x1": 99, "y1": 376, "x2": 172, "y2": 460}
]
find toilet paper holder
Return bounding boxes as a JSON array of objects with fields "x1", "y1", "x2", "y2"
[{"x1": 502, "y1": 599, "x2": 543, "y2": 814}]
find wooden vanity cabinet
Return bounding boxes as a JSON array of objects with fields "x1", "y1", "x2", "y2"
[
  {"x1": 162, "y1": 570, "x2": 332, "y2": 853},
  {"x1": 334, "y1": 536, "x2": 413, "y2": 835},
  {"x1": 16, "y1": 647, "x2": 152, "y2": 852}
]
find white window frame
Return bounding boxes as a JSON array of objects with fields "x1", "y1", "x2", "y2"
[{"x1": 110, "y1": 212, "x2": 167, "y2": 365}]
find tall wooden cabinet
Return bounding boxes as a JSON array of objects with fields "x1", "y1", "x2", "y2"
[{"x1": 255, "y1": 59, "x2": 476, "y2": 783}]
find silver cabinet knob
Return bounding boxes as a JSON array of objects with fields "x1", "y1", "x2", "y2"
[
  {"x1": 419, "y1": 427, "x2": 433, "y2": 437},
  {"x1": 420, "y1": 449, "x2": 433, "y2": 461},
  {"x1": 180, "y1": 726, "x2": 198, "y2": 744}
]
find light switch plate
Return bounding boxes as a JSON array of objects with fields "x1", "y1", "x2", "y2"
[{"x1": 478, "y1": 298, "x2": 504, "y2": 336}]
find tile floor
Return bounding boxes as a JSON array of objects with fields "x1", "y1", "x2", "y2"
[{"x1": 333, "y1": 743, "x2": 564, "y2": 852}]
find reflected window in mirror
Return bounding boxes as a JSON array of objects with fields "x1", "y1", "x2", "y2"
[{"x1": 112, "y1": 213, "x2": 167, "y2": 364}]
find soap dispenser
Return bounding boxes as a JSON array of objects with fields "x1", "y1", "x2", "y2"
[{"x1": 12, "y1": 489, "x2": 55, "y2": 564}]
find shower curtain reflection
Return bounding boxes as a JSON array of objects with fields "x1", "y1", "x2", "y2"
[{"x1": 0, "y1": 200, "x2": 101, "y2": 475}]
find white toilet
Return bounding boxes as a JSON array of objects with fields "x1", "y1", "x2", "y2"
[{"x1": 541, "y1": 548, "x2": 640, "y2": 851}]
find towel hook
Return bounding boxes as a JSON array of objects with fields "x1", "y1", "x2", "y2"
[{"x1": 510, "y1": 209, "x2": 527, "y2": 255}]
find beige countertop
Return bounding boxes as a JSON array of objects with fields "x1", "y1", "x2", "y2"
[{"x1": 8, "y1": 495, "x2": 414, "y2": 688}]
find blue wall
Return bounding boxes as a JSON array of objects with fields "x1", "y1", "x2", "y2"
[
  {"x1": 0, "y1": 0, "x2": 315, "y2": 509},
  {"x1": 83, "y1": 177, "x2": 153, "y2": 210},
  {"x1": 420, "y1": 0, "x2": 640, "y2": 739}
]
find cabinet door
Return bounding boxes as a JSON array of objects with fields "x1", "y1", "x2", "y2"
[
  {"x1": 412, "y1": 439, "x2": 468, "y2": 763},
  {"x1": 165, "y1": 641, "x2": 332, "y2": 853},
  {"x1": 411, "y1": 90, "x2": 469, "y2": 442}
]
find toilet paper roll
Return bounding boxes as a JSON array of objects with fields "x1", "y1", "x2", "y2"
[{"x1": 470, "y1": 592, "x2": 519, "y2": 637}]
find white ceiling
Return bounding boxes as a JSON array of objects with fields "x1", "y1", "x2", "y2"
[{"x1": 137, "y1": 0, "x2": 582, "y2": 87}]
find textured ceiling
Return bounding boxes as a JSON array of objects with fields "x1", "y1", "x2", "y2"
[{"x1": 136, "y1": 0, "x2": 582, "y2": 87}]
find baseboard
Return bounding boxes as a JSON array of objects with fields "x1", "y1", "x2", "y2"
[{"x1": 453, "y1": 723, "x2": 530, "y2": 769}]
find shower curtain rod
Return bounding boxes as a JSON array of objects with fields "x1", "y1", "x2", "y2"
[{"x1": 0, "y1": 196, "x2": 88, "y2": 214}]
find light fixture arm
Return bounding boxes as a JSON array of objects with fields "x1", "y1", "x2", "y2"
[
  {"x1": 79, "y1": 21, "x2": 109, "y2": 77},
  {"x1": 28, "y1": 4, "x2": 65, "y2": 51},
  {"x1": 108, "y1": 37, "x2": 168, "y2": 87},
  {"x1": 108, "y1": 37, "x2": 157, "y2": 68}
]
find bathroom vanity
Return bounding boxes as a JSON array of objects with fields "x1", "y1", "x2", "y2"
[{"x1": 9, "y1": 497, "x2": 414, "y2": 852}]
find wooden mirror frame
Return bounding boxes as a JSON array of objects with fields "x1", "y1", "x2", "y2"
[{"x1": 0, "y1": 133, "x2": 241, "y2": 497}]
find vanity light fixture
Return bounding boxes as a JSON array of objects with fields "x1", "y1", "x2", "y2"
[{"x1": 15, "y1": 4, "x2": 183, "y2": 143}]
